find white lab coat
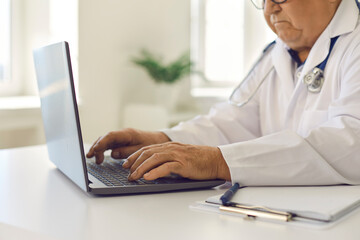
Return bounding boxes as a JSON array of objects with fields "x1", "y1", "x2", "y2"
[{"x1": 163, "y1": 0, "x2": 360, "y2": 186}]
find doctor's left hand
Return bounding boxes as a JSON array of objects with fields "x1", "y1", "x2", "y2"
[{"x1": 123, "y1": 142, "x2": 231, "y2": 181}]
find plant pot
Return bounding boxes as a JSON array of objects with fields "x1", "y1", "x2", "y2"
[{"x1": 154, "y1": 83, "x2": 180, "y2": 112}]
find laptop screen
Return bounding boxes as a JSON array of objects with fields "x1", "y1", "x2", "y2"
[{"x1": 33, "y1": 42, "x2": 89, "y2": 192}]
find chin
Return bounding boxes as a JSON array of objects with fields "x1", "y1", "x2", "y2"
[{"x1": 278, "y1": 34, "x2": 302, "y2": 47}]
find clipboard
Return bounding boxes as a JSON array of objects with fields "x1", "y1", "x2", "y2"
[{"x1": 199, "y1": 185, "x2": 360, "y2": 223}]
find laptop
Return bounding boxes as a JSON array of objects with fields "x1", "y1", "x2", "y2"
[{"x1": 33, "y1": 41, "x2": 225, "y2": 195}]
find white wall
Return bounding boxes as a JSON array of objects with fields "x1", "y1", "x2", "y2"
[{"x1": 78, "y1": 0, "x2": 191, "y2": 143}]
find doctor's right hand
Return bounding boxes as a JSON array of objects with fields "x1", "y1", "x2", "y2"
[{"x1": 86, "y1": 128, "x2": 171, "y2": 164}]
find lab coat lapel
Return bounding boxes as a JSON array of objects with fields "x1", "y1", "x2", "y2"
[
  {"x1": 282, "y1": 35, "x2": 330, "y2": 129},
  {"x1": 299, "y1": 37, "x2": 330, "y2": 87},
  {"x1": 271, "y1": 41, "x2": 294, "y2": 101}
]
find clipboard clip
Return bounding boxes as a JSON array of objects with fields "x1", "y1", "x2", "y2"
[{"x1": 219, "y1": 203, "x2": 294, "y2": 222}]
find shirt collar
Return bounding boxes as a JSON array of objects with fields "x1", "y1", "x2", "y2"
[
  {"x1": 328, "y1": 0, "x2": 359, "y2": 38},
  {"x1": 287, "y1": 49, "x2": 303, "y2": 67}
]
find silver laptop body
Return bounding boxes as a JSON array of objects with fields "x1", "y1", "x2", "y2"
[{"x1": 33, "y1": 41, "x2": 225, "y2": 195}]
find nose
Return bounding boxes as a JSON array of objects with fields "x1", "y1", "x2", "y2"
[{"x1": 264, "y1": 0, "x2": 281, "y2": 14}]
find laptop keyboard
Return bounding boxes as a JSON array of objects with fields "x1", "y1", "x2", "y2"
[{"x1": 87, "y1": 158, "x2": 183, "y2": 187}]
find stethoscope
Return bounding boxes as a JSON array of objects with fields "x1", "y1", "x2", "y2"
[
  {"x1": 228, "y1": 41, "x2": 275, "y2": 107},
  {"x1": 229, "y1": 0, "x2": 360, "y2": 107},
  {"x1": 302, "y1": 36, "x2": 339, "y2": 93},
  {"x1": 229, "y1": 37, "x2": 339, "y2": 107}
]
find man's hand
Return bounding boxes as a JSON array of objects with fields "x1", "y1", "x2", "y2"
[
  {"x1": 123, "y1": 142, "x2": 231, "y2": 181},
  {"x1": 86, "y1": 128, "x2": 171, "y2": 164}
]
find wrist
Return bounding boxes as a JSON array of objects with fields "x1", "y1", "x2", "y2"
[{"x1": 154, "y1": 131, "x2": 171, "y2": 144}]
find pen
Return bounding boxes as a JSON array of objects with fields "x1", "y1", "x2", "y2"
[
  {"x1": 219, "y1": 205, "x2": 294, "y2": 222},
  {"x1": 220, "y1": 183, "x2": 240, "y2": 205},
  {"x1": 218, "y1": 184, "x2": 294, "y2": 222}
]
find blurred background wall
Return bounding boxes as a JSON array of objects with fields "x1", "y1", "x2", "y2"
[{"x1": 78, "y1": 0, "x2": 192, "y2": 142}]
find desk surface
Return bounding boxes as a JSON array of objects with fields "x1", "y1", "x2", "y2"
[{"x1": 1, "y1": 145, "x2": 360, "y2": 240}]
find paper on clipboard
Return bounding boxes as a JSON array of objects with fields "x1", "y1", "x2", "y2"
[{"x1": 196, "y1": 185, "x2": 360, "y2": 223}]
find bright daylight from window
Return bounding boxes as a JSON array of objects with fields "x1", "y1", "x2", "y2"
[
  {"x1": 192, "y1": 0, "x2": 276, "y2": 96},
  {"x1": 0, "y1": 0, "x2": 11, "y2": 84},
  {"x1": 204, "y1": 0, "x2": 244, "y2": 83}
]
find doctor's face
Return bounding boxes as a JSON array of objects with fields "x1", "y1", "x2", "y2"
[{"x1": 263, "y1": 0, "x2": 341, "y2": 60}]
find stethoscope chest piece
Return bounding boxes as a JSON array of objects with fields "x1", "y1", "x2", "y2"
[
  {"x1": 303, "y1": 67, "x2": 324, "y2": 93},
  {"x1": 302, "y1": 35, "x2": 340, "y2": 94}
]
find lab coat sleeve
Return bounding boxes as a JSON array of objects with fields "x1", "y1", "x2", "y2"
[
  {"x1": 219, "y1": 43, "x2": 360, "y2": 186},
  {"x1": 162, "y1": 100, "x2": 262, "y2": 147}
]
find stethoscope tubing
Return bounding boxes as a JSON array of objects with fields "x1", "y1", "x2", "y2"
[
  {"x1": 229, "y1": 66, "x2": 274, "y2": 107},
  {"x1": 228, "y1": 43, "x2": 275, "y2": 107}
]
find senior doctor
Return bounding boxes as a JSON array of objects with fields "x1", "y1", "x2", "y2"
[{"x1": 87, "y1": 0, "x2": 360, "y2": 186}]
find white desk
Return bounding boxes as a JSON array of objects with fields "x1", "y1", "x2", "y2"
[{"x1": 1, "y1": 145, "x2": 360, "y2": 240}]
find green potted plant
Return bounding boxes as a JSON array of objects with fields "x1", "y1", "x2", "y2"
[
  {"x1": 132, "y1": 49, "x2": 192, "y2": 84},
  {"x1": 132, "y1": 49, "x2": 192, "y2": 110}
]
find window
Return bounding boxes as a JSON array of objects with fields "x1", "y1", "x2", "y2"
[
  {"x1": 49, "y1": 0, "x2": 79, "y2": 90},
  {"x1": 0, "y1": 0, "x2": 78, "y2": 97},
  {"x1": 0, "y1": 0, "x2": 11, "y2": 92},
  {"x1": 191, "y1": 0, "x2": 276, "y2": 95},
  {"x1": 201, "y1": 0, "x2": 245, "y2": 83}
]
